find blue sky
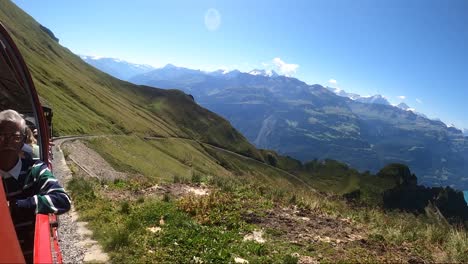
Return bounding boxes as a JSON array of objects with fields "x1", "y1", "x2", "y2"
[{"x1": 11, "y1": 0, "x2": 468, "y2": 129}]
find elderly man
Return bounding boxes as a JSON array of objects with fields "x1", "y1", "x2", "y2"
[
  {"x1": 0, "y1": 109, "x2": 70, "y2": 214},
  {"x1": 0, "y1": 109, "x2": 70, "y2": 262}
]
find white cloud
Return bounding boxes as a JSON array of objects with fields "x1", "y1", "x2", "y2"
[
  {"x1": 416, "y1": 98, "x2": 423, "y2": 104},
  {"x1": 398, "y1": 95, "x2": 406, "y2": 100},
  {"x1": 272, "y1": 57, "x2": 299, "y2": 76},
  {"x1": 327, "y1": 79, "x2": 340, "y2": 90}
]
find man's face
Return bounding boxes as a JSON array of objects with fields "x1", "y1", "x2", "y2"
[{"x1": 0, "y1": 121, "x2": 23, "y2": 157}]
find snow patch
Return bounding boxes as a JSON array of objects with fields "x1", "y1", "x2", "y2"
[
  {"x1": 286, "y1": 120, "x2": 298, "y2": 128},
  {"x1": 248, "y1": 69, "x2": 279, "y2": 77}
]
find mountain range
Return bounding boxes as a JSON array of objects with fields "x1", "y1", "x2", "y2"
[
  {"x1": 326, "y1": 87, "x2": 390, "y2": 105},
  {"x1": 126, "y1": 64, "x2": 468, "y2": 190},
  {"x1": 80, "y1": 55, "x2": 155, "y2": 81}
]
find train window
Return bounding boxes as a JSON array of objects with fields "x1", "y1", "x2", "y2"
[
  {"x1": 0, "y1": 37, "x2": 41, "y2": 160},
  {"x1": 0, "y1": 29, "x2": 46, "y2": 263}
]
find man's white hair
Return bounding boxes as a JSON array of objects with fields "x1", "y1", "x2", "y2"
[{"x1": 0, "y1": 109, "x2": 27, "y2": 134}]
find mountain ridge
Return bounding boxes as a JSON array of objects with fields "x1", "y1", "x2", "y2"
[
  {"x1": 80, "y1": 55, "x2": 155, "y2": 81},
  {"x1": 86, "y1": 57, "x2": 457, "y2": 130},
  {"x1": 129, "y1": 65, "x2": 468, "y2": 190}
]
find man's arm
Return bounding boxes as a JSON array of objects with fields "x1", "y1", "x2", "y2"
[{"x1": 16, "y1": 162, "x2": 71, "y2": 214}]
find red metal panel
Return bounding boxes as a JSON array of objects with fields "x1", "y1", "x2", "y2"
[
  {"x1": 49, "y1": 214, "x2": 63, "y2": 263},
  {"x1": 0, "y1": 22, "x2": 60, "y2": 264},
  {"x1": 0, "y1": 180, "x2": 25, "y2": 264},
  {"x1": 34, "y1": 214, "x2": 53, "y2": 263}
]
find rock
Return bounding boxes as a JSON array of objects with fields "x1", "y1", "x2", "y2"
[
  {"x1": 299, "y1": 255, "x2": 319, "y2": 264},
  {"x1": 243, "y1": 230, "x2": 265, "y2": 243},
  {"x1": 147, "y1": 226, "x2": 162, "y2": 233},
  {"x1": 234, "y1": 257, "x2": 249, "y2": 263},
  {"x1": 192, "y1": 256, "x2": 203, "y2": 263}
]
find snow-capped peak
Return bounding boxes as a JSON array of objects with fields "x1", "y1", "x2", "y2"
[
  {"x1": 207, "y1": 69, "x2": 240, "y2": 76},
  {"x1": 80, "y1": 55, "x2": 103, "y2": 60},
  {"x1": 79, "y1": 55, "x2": 155, "y2": 70},
  {"x1": 356, "y1": 94, "x2": 391, "y2": 105},
  {"x1": 397, "y1": 102, "x2": 410, "y2": 110},
  {"x1": 396, "y1": 102, "x2": 419, "y2": 113},
  {"x1": 441, "y1": 124, "x2": 468, "y2": 135},
  {"x1": 163, "y1": 63, "x2": 178, "y2": 69},
  {"x1": 248, "y1": 69, "x2": 279, "y2": 77},
  {"x1": 325, "y1": 86, "x2": 390, "y2": 104}
]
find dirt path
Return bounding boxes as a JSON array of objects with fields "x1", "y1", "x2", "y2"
[{"x1": 52, "y1": 138, "x2": 110, "y2": 263}]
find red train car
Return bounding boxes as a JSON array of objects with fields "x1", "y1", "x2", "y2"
[{"x1": 0, "y1": 22, "x2": 62, "y2": 263}]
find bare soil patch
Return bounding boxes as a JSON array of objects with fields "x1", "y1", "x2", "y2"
[
  {"x1": 249, "y1": 205, "x2": 426, "y2": 263},
  {"x1": 99, "y1": 183, "x2": 213, "y2": 201},
  {"x1": 139, "y1": 183, "x2": 210, "y2": 197}
]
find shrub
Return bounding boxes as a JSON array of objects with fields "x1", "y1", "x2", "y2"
[
  {"x1": 68, "y1": 177, "x2": 96, "y2": 202},
  {"x1": 120, "y1": 201, "x2": 131, "y2": 214},
  {"x1": 62, "y1": 148, "x2": 70, "y2": 159},
  {"x1": 446, "y1": 228, "x2": 468, "y2": 263},
  {"x1": 105, "y1": 229, "x2": 129, "y2": 251},
  {"x1": 191, "y1": 171, "x2": 202, "y2": 183},
  {"x1": 163, "y1": 193, "x2": 171, "y2": 202},
  {"x1": 174, "y1": 175, "x2": 182, "y2": 183},
  {"x1": 282, "y1": 254, "x2": 298, "y2": 264}
]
